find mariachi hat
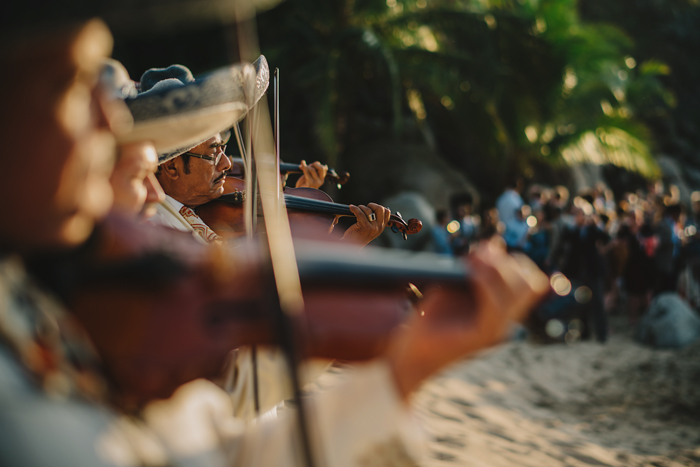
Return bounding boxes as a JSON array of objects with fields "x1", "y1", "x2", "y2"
[
  {"x1": 100, "y1": 59, "x2": 138, "y2": 100},
  {"x1": 140, "y1": 65, "x2": 194, "y2": 92},
  {"x1": 116, "y1": 55, "x2": 269, "y2": 164}
]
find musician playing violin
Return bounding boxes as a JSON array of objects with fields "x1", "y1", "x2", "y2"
[
  {"x1": 152, "y1": 133, "x2": 232, "y2": 242},
  {"x1": 100, "y1": 60, "x2": 167, "y2": 221},
  {"x1": 0, "y1": 13, "x2": 550, "y2": 466},
  {"x1": 155, "y1": 138, "x2": 392, "y2": 245}
]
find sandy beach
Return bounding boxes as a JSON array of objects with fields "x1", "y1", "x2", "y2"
[{"x1": 413, "y1": 323, "x2": 700, "y2": 467}]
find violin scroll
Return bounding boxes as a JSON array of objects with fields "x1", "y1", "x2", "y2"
[
  {"x1": 388, "y1": 211, "x2": 423, "y2": 240},
  {"x1": 326, "y1": 169, "x2": 350, "y2": 187}
]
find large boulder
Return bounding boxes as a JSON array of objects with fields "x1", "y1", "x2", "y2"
[
  {"x1": 378, "y1": 191, "x2": 435, "y2": 251},
  {"x1": 338, "y1": 141, "x2": 477, "y2": 212},
  {"x1": 636, "y1": 292, "x2": 700, "y2": 348},
  {"x1": 568, "y1": 163, "x2": 605, "y2": 196},
  {"x1": 656, "y1": 154, "x2": 694, "y2": 205}
]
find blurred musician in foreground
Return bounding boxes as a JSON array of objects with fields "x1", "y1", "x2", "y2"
[
  {"x1": 101, "y1": 59, "x2": 166, "y2": 221},
  {"x1": 110, "y1": 141, "x2": 165, "y2": 219},
  {"x1": 0, "y1": 13, "x2": 549, "y2": 467}
]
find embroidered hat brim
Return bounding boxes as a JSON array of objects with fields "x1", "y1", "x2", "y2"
[{"x1": 118, "y1": 55, "x2": 270, "y2": 163}]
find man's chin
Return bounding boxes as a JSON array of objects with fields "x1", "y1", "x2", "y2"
[
  {"x1": 212, "y1": 185, "x2": 226, "y2": 199},
  {"x1": 56, "y1": 215, "x2": 95, "y2": 248}
]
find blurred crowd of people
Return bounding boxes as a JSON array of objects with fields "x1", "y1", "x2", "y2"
[{"x1": 433, "y1": 178, "x2": 700, "y2": 343}]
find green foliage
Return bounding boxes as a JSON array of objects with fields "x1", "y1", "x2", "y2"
[
  {"x1": 579, "y1": 0, "x2": 700, "y2": 173},
  {"x1": 257, "y1": 0, "x2": 676, "y2": 195}
]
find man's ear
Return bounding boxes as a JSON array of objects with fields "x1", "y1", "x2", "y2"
[{"x1": 163, "y1": 159, "x2": 180, "y2": 180}]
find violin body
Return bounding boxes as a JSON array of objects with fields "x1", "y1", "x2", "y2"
[
  {"x1": 195, "y1": 179, "x2": 423, "y2": 240},
  {"x1": 194, "y1": 177, "x2": 250, "y2": 238},
  {"x1": 194, "y1": 180, "x2": 340, "y2": 239},
  {"x1": 40, "y1": 214, "x2": 429, "y2": 404}
]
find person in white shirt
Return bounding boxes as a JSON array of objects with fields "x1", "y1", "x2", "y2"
[{"x1": 495, "y1": 176, "x2": 525, "y2": 226}]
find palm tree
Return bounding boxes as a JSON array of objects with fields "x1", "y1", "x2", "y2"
[{"x1": 257, "y1": 0, "x2": 668, "y2": 198}]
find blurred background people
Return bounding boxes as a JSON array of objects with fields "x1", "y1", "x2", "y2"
[
  {"x1": 655, "y1": 203, "x2": 683, "y2": 293},
  {"x1": 449, "y1": 192, "x2": 479, "y2": 255},
  {"x1": 496, "y1": 176, "x2": 525, "y2": 227},
  {"x1": 431, "y1": 209, "x2": 454, "y2": 255},
  {"x1": 550, "y1": 205, "x2": 610, "y2": 342}
]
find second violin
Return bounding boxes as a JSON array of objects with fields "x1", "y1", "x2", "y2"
[
  {"x1": 228, "y1": 157, "x2": 350, "y2": 188},
  {"x1": 194, "y1": 178, "x2": 423, "y2": 241}
]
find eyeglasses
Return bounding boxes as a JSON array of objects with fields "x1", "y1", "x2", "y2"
[{"x1": 184, "y1": 144, "x2": 227, "y2": 165}]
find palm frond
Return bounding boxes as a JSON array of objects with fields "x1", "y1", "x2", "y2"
[{"x1": 558, "y1": 127, "x2": 659, "y2": 177}]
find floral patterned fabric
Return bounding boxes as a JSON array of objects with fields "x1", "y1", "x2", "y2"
[
  {"x1": 0, "y1": 256, "x2": 108, "y2": 403},
  {"x1": 178, "y1": 206, "x2": 222, "y2": 244}
]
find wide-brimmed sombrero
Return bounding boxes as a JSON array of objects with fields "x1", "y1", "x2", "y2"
[{"x1": 114, "y1": 55, "x2": 269, "y2": 164}]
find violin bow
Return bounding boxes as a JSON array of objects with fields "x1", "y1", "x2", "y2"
[
  {"x1": 234, "y1": 3, "x2": 319, "y2": 467},
  {"x1": 233, "y1": 114, "x2": 262, "y2": 414},
  {"x1": 233, "y1": 122, "x2": 256, "y2": 239},
  {"x1": 274, "y1": 67, "x2": 281, "y2": 198}
]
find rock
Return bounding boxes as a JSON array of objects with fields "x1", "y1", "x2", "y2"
[
  {"x1": 569, "y1": 164, "x2": 605, "y2": 196},
  {"x1": 379, "y1": 191, "x2": 435, "y2": 251},
  {"x1": 656, "y1": 155, "x2": 694, "y2": 205},
  {"x1": 636, "y1": 292, "x2": 700, "y2": 348},
  {"x1": 683, "y1": 166, "x2": 700, "y2": 190},
  {"x1": 338, "y1": 141, "x2": 477, "y2": 212}
]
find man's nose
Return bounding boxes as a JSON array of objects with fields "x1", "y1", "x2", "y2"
[
  {"x1": 144, "y1": 172, "x2": 165, "y2": 204},
  {"x1": 217, "y1": 153, "x2": 232, "y2": 172}
]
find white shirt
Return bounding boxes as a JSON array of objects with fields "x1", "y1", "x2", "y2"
[
  {"x1": 223, "y1": 347, "x2": 331, "y2": 422},
  {"x1": 496, "y1": 189, "x2": 524, "y2": 226},
  {"x1": 150, "y1": 195, "x2": 209, "y2": 245},
  {"x1": 141, "y1": 362, "x2": 424, "y2": 467}
]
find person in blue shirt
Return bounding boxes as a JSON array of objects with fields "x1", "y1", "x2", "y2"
[{"x1": 431, "y1": 210, "x2": 454, "y2": 255}]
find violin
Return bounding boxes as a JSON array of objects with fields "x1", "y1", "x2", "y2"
[
  {"x1": 36, "y1": 214, "x2": 462, "y2": 405},
  {"x1": 195, "y1": 177, "x2": 423, "y2": 240},
  {"x1": 228, "y1": 157, "x2": 350, "y2": 188}
]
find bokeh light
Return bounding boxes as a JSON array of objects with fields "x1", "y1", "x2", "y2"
[
  {"x1": 525, "y1": 125, "x2": 538, "y2": 143},
  {"x1": 545, "y1": 319, "x2": 565, "y2": 338},
  {"x1": 550, "y1": 273, "x2": 572, "y2": 296},
  {"x1": 564, "y1": 329, "x2": 581, "y2": 344},
  {"x1": 574, "y1": 286, "x2": 592, "y2": 304},
  {"x1": 447, "y1": 220, "x2": 461, "y2": 234}
]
